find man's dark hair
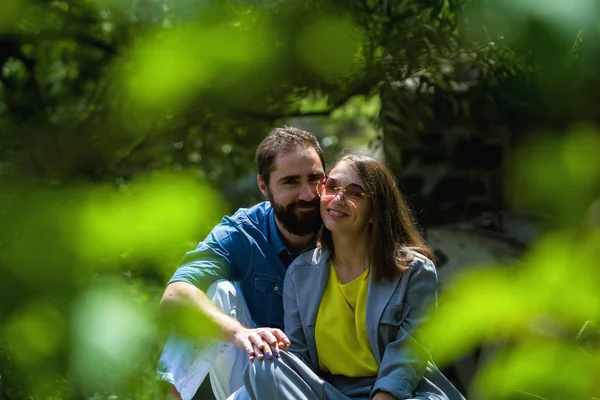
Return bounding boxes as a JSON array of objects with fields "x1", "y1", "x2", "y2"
[{"x1": 255, "y1": 126, "x2": 325, "y2": 185}]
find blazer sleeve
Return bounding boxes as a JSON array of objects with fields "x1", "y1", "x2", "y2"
[
  {"x1": 371, "y1": 258, "x2": 438, "y2": 399},
  {"x1": 283, "y1": 261, "x2": 313, "y2": 368}
]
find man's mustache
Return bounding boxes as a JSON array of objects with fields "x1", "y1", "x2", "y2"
[{"x1": 290, "y1": 199, "x2": 320, "y2": 209}]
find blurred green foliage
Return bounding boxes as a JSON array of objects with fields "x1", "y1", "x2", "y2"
[
  {"x1": 0, "y1": 171, "x2": 224, "y2": 399},
  {"x1": 1, "y1": 0, "x2": 600, "y2": 399},
  {"x1": 419, "y1": 128, "x2": 600, "y2": 399}
]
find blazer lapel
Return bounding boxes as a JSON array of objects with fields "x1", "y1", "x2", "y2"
[
  {"x1": 295, "y1": 248, "x2": 331, "y2": 371},
  {"x1": 366, "y1": 272, "x2": 402, "y2": 364}
]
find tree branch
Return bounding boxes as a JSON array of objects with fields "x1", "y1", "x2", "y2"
[
  {"x1": 230, "y1": 83, "x2": 372, "y2": 121},
  {"x1": 236, "y1": 108, "x2": 335, "y2": 120},
  {"x1": 0, "y1": 32, "x2": 119, "y2": 55}
]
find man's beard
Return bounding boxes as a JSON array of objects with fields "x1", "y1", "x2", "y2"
[{"x1": 268, "y1": 191, "x2": 322, "y2": 236}]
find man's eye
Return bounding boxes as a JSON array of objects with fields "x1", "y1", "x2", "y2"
[{"x1": 284, "y1": 180, "x2": 299, "y2": 186}]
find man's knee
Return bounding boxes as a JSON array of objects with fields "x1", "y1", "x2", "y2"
[
  {"x1": 206, "y1": 279, "x2": 237, "y2": 300},
  {"x1": 206, "y1": 280, "x2": 239, "y2": 316}
]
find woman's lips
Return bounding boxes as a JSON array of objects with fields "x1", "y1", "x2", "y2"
[{"x1": 327, "y1": 209, "x2": 347, "y2": 218}]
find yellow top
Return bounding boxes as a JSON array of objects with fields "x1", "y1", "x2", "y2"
[{"x1": 315, "y1": 263, "x2": 379, "y2": 377}]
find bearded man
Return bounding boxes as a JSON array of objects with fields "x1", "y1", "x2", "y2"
[{"x1": 158, "y1": 127, "x2": 326, "y2": 400}]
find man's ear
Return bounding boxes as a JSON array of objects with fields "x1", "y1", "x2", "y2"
[{"x1": 257, "y1": 175, "x2": 269, "y2": 197}]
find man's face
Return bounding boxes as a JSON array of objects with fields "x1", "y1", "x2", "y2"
[{"x1": 258, "y1": 147, "x2": 325, "y2": 236}]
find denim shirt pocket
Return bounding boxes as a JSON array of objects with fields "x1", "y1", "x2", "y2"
[{"x1": 252, "y1": 272, "x2": 284, "y2": 328}]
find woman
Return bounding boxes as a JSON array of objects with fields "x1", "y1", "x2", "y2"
[{"x1": 242, "y1": 154, "x2": 464, "y2": 400}]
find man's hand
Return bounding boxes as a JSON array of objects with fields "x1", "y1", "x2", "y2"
[
  {"x1": 160, "y1": 282, "x2": 291, "y2": 361},
  {"x1": 231, "y1": 326, "x2": 291, "y2": 361}
]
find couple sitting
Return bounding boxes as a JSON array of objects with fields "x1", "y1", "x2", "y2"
[{"x1": 159, "y1": 127, "x2": 464, "y2": 400}]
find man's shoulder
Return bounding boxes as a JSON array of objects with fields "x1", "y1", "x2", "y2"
[
  {"x1": 204, "y1": 202, "x2": 271, "y2": 245},
  {"x1": 227, "y1": 201, "x2": 272, "y2": 227}
]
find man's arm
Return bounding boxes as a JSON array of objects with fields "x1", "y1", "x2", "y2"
[
  {"x1": 160, "y1": 221, "x2": 289, "y2": 360},
  {"x1": 161, "y1": 282, "x2": 290, "y2": 361},
  {"x1": 161, "y1": 281, "x2": 241, "y2": 339}
]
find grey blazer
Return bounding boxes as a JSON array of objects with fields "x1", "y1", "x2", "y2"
[{"x1": 283, "y1": 247, "x2": 465, "y2": 400}]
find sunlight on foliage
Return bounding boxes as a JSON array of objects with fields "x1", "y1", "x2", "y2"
[
  {"x1": 0, "y1": 171, "x2": 224, "y2": 287},
  {"x1": 74, "y1": 171, "x2": 225, "y2": 277},
  {"x1": 298, "y1": 92, "x2": 330, "y2": 113},
  {"x1": 123, "y1": 21, "x2": 272, "y2": 112},
  {"x1": 0, "y1": 0, "x2": 24, "y2": 33},
  {"x1": 510, "y1": 125, "x2": 600, "y2": 225},
  {"x1": 3, "y1": 0, "x2": 600, "y2": 398},
  {"x1": 420, "y1": 267, "x2": 531, "y2": 365},
  {"x1": 464, "y1": 0, "x2": 596, "y2": 39},
  {"x1": 2, "y1": 302, "x2": 65, "y2": 367},
  {"x1": 70, "y1": 284, "x2": 156, "y2": 390},
  {"x1": 473, "y1": 343, "x2": 597, "y2": 399},
  {"x1": 0, "y1": 170, "x2": 225, "y2": 397},
  {"x1": 519, "y1": 233, "x2": 600, "y2": 323},
  {"x1": 419, "y1": 124, "x2": 600, "y2": 399},
  {"x1": 297, "y1": 16, "x2": 363, "y2": 79},
  {"x1": 331, "y1": 95, "x2": 381, "y2": 119},
  {"x1": 499, "y1": 0, "x2": 594, "y2": 33},
  {"x1": 0, "y1": 182, "x2": 81, "y2": 289}
]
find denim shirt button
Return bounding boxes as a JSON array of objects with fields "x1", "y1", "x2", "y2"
[{"x1": 274, "y1": 284, "x2": 279, "y2": 291}]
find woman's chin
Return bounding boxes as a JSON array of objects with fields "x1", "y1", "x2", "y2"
[
  {"x1": 323, "y1": 218, "x2": 349, "y2": 234},
  {"x1": 322, "y1": 218, "x2": 338, "y2": 232}
]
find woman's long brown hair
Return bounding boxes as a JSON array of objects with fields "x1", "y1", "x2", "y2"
[{"x1": 318, "y1": 154, "x2": 434, "y2": 281}]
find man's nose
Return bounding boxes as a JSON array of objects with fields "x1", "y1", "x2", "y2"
[{"x1": 298, "y1": 182, "x2": 318, "y2": 201}]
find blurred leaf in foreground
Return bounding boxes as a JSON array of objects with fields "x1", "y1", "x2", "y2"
[
  {"x1": 122, "y1": 18, "x2": 273, "y2": 113},
  {"x1": 70, "y1": 283, "x2": 157, "y2": 391},
  {"x1": 297, "y1": 15, "x2": 363, "y2": 79},
  {"x1": 473, "y1": 343, "x2": 598, "y2": 400},
  {"x1": 509, "y1": 125, "x2": 600, "y2": 225},
  {"x1": 73, "y1": 171, "x2": 225, "y2": 279},
  {"x1": 2, "y1": 301, "x2": 65, "y2": 367},
  {"x1": 418, "y1": 124, "x2": 600, "y2": 399}
]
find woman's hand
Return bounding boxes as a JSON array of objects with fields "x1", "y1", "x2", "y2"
[
  {"x1": 372, "y1": 390, "x2": 396, "y2": 400},
  {"x1": 231, "y1": 326, "x2": 291, "y2": 361}
]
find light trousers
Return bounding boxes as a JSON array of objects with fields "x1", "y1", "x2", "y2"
[{"x1": 158, "y1": 280, "x2": 253, "y2": 400}]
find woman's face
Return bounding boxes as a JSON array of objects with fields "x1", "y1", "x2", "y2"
[{"x1": 319, "y1": 160, "x2": 372, "y2": 235}]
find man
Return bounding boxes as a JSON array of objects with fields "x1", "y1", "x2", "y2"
[{"x1": 158, "y1": 126, "x2": 326, "y2": 400}]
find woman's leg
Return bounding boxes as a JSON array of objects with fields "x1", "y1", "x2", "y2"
[{"x1": 243, "y1": 351, "x2": 326, "y2": 400}]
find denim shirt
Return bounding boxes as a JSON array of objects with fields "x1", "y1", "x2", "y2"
[{"x1": 169, "y1": 201, "x2": 312, "y2": 329}]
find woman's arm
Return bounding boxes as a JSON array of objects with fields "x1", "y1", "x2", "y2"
[{"x1": 371, "y1": 257, "x2": 438, "y2": 399}]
